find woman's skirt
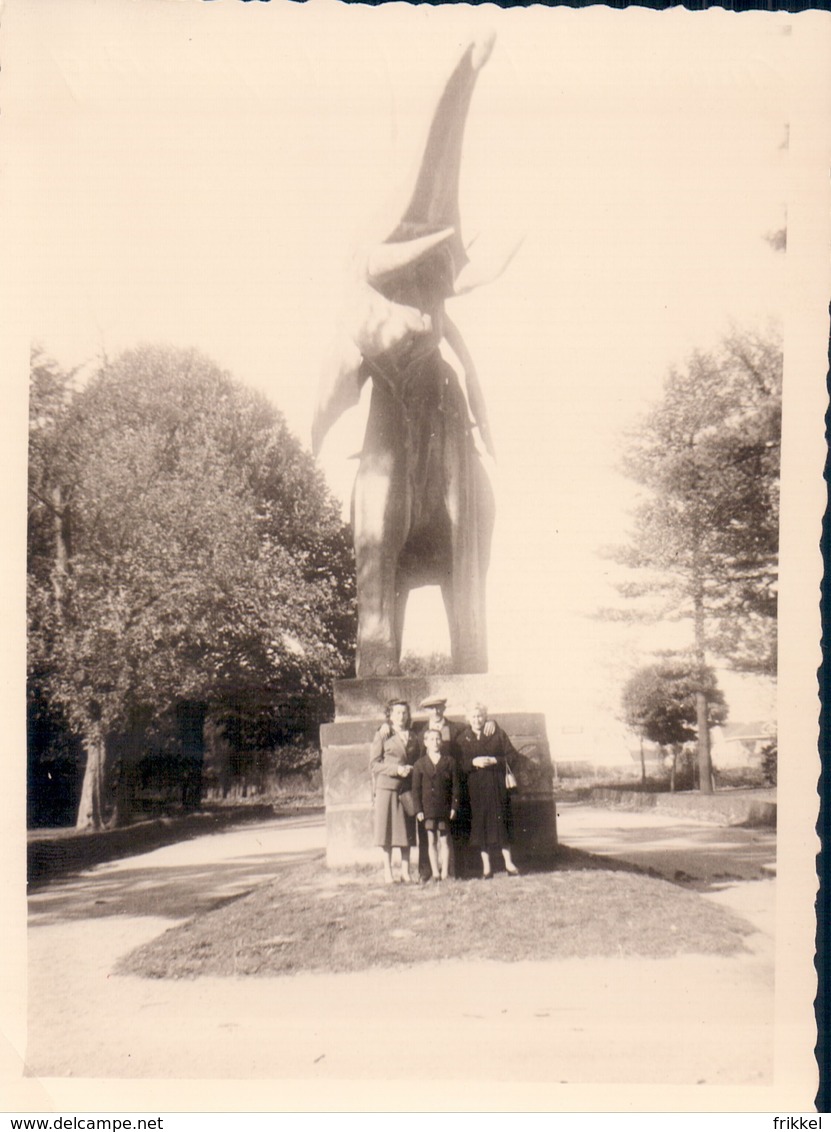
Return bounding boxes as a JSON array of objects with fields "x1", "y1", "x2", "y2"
[
  {"x1": 374, "y1": 788, "x2": 415, "y2": 849},
  {"x1": 468, "y1": 769, "x2": 511, "y2": 848}
]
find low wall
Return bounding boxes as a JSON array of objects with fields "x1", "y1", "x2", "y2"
[{"x1": 587, "y1": 786, "x2": 776, "y2": 827}]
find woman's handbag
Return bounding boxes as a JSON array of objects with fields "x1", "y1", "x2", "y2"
[
  {"x1": 399, "y1": 789, "x2": 416, "y2": 816},
  {"x1": 505, "y1": 763, "x2": 518, "y2": 791}
]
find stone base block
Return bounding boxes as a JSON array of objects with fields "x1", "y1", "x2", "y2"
[
  {"x1": 324, "y1": 804, "x2": 378, "y2": 867},
  {"x1": 321, "y1": 682, "x2": 557, "y2": 867}
]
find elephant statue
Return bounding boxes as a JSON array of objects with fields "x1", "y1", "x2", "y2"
[{"x1": 313, "y1": 34, "x2": 515, "y2": 678}]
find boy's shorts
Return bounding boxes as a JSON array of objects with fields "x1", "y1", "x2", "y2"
[{"x1": 423, "y1": 818, "x2": 450, "y2": 833}]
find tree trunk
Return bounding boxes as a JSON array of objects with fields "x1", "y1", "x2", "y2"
[
  {"x1": 695, "y1": 689, "x2": 714, "y2": 793},
  {"x1": 639, "y1": 736, "x2": 646, "y2": 787},
  {"x1": 691, "y1": 551, "x2": 714, "y2": 794},
  {"x1": 75, "y1": 717, "x2": 111, "y2": 830},
  {"x1": 669, "y1": 746, "x2": 677, "y2": 793}
]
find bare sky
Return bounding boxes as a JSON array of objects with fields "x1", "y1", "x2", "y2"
[{"x1": 6, "y1": 1, "x2": 803, "y2": 741}]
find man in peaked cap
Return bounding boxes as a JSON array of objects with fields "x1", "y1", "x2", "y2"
[{"x1": 419, "y1": 694, "x2": 495, "y2": 744}]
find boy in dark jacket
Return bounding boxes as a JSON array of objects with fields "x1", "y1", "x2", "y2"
[{"x1": 412, "y1": 728, "x2": 461, "y2": 882}]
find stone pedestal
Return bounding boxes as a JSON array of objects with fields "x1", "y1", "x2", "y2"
[{"x1": 320, "y1": 676, "x2": 557, "y2": 867}]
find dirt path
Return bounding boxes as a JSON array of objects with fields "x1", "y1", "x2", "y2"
[{"x1": 25, "y1": 808, "x2": 776, "y2": 1091}]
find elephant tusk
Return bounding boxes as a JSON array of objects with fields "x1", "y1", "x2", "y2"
[
  {"x1": 365, "y1": 227, "x2": 456, "y2": 283},
  {"x1": 454, "y1": 233, "x2": 525, "y2": 296}
]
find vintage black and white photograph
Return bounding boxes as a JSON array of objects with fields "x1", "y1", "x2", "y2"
[{"x1": 3, "y1": 0, "x2": 826, "y2": 1112}]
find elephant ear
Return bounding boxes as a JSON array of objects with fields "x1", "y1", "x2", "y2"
[{"x1": 311, "y1": 247, "x2": 443, "y2": 455}]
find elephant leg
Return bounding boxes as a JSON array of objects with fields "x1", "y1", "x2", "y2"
[
  {"x1": 441, "y1": 573, "x2": 488, "y2": 674},
  {"x1": 394, "y1": 580, "x2": 411, "y2": 668},
  {"x1": 353, "y1": 450, "x2": 411, "y2": 678},
  {"x1": 441, "y1": 447, "x2": 494, "y2": 674}
]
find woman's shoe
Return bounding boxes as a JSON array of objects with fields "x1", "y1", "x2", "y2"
[
  {"x1": 482, "y1": 872, "x2": 493, "y2": 881},
  {"x1": 505, "y1": 866, "x2": 520, "y2": 877}
]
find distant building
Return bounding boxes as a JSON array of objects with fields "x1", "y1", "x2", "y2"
[
  {"x1": 547, "y1": 716, "x2": 774, "y2": 779},
  {"x1": 710, "y1": 722, "x2": 775, "y2": 769}
]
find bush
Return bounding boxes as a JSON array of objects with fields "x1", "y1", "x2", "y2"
[
  {"x1": 399, "y1": 651, "x2": 453, "y2": 676},
  {"x1": 201, "y1": 743, "x2": 322, "y2": 803},
  {"x1": 711, "y1": 766, "x2": 767, "y2": 789},
  {"x1": 759, "y1": 738, "x2": 777, "y2": 786}
]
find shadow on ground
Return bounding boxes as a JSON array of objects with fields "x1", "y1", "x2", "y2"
[
  {"x1": 30, "y1": 839, "x2": 741, "y2": 933},
  {"x1": 554, "y1": 806, "x2": 776, "y2": 890},
  {"x1": 27, "y1": 805, "x2": 323, "y2": 888},
  {"x1": 29, "y1": 804, "x2": 776, "y2": 942},
  {"x1": 28, "y1": 846, "x2": 324, "y2": 925}
]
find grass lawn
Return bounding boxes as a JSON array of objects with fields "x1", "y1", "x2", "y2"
[{"x1": 117, "y1": 848, "x2": 754, "y2": 979}]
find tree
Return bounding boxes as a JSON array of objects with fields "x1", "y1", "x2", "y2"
[
  {"x1": 604, "y1": 326, "x2": 781, "y2": 792},
  {"x1": 28, "y1": 349, "x2": 83, "y2": 823},
  {"x1": 28, "y1": 348, "x2": 77, "y2": 599},
  {"x1": 622, "y1": 657, "x2": 728, "y2": 791},
  {"x1": 28, "y1": 345, "x2": 355, "y2": 829}
]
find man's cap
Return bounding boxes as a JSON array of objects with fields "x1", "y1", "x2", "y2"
[{"x1": 420, "y1": 695, "x2": 448, "y2": 710}]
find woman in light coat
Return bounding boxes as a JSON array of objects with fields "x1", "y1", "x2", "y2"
[{"x1": 369, "y1": 699, "x2": 420, "y2": 883}]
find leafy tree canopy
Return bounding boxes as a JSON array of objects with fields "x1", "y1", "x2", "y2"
[
  {"x1": 621, "y1": 656, "x2": 728, "y2": 751},
  {"x1": 28, "y1": 345, "x2": 356, "y2": 825},
  {"x1": 604, "y1": 326, "x2": 782, "y2": 677}
]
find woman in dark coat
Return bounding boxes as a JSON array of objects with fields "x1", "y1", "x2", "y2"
[
  {"x1": 369, "y1": 699, "x2": 420, "y2": 883},
  {"x1": 459, "y1": 701, "x2": 520, "y2": 879}
]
